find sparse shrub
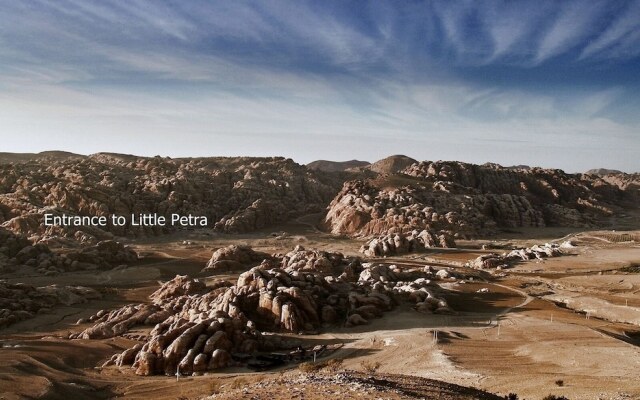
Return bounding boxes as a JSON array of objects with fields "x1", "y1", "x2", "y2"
[
  {"x1": 542, "y1": 395, "x2": 569, "y2": 400},
  {"x1": 298, "y1": 358, "x2": 344, "y2": 374},
  {"x1": 325, "y1": 358, "x2": 344, "y2": 372},
  {"x1": 504, "y1": 393, "x2": 518, "y2": 400},
  {"x1": 230, "y1": 377, "x2": 248, "y2": 390},
  {"x1": 620, "y1": 263, "x2": 640, "y2": 273},
  {"x1": 298, "y1": 361, "x2": 324, "y2": 373},
  {"x1": 360, "y1": 360, "x2": 381, "y2": 374},
  {"x1": 554, "y1": 379, "x2": 564, "y2": 387}
]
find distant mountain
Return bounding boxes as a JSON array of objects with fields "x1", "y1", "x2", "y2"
[
  {"x1": 307, "y1": 159, "x2": 370, "y2": 172},
  {"x1": 586, "y1": 168, "x2": 624, "y2": 175},
  {"x1": 368, "y1": 155, "x2": 417, "y2": 174},
  {"x1": 0, "y1": 151, "x2": 84, "y2": 164}
]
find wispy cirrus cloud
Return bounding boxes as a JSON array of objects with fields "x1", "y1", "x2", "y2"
[
  {"x1": 0, "y1": 0, "x2": 638, "y2": 171},
  {"x1": 532, "y1": 1, "x2": 606, "y2": 64},
  {"x1": 580, "y1": 1, "x2": 640, "y2": 60}
]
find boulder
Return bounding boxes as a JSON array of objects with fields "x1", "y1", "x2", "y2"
[{"x1": 208, "y1": 349, "x2": 231, "y2": 370}]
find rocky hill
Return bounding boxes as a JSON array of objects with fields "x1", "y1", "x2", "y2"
[
  {"x1": 323, "y1": 160, "x2": 639, "y2": 238},
  {"x1": 597, "y1": 172, "x2": 640, "y2": 202},
  {"x1": 368, "y1": 155, "x2": 417, "y2": 174},
  {"x1": 0, "y1": 151, "x2": 84, "y2": 164},
  {"x1": 73, "y1": 245, "x2": 456, "y2": 375},
  {"x1": 1, "y1": 153, "x2": 638, "y2": 244},
  {"x1": 0, "y1": 154, "x2": 342, "y2": 241}
]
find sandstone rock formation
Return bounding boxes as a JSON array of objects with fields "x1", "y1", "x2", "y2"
[
  {"x1": 65, "y1": 240, "x2": 138, "y2": 270},
  {"x1": 2, "y1": 154, "x2": 636, "y2": 244},
  {"x1": 280, "y1": 245, "x2": 350, "y2": 274},
  {"x1": 0, "y1": 155, "x2": 341, "y2": 240},
  {"x1": 468, "y1": 243, "x2": 566, "y2": 270},
  {"x1": 360, "y1": 230, "x2": 455, "y2": 257},
  {"x1": 149, "y1": 275, "x2": 209, "y2": 303},
  {"x1": 0, "y1": 281, "x2": 101, "y2": 329},
  {"x1": 76, "y1": 247, "x2": 454, "y2": 375},
  {"x1": 597, "y1": 172, "x2": 640, "y2": 203},
  {"x1": 0, "y1": 227, "x2": 38, "y2": 273},
  {"x1": 324, "y1": 160, "x2": 638, "y2": 239},
  {"x1": 202, "y1": 245, "x2": 270, "y2": 272},
  {"x1": 0, "y1": 226, "x2": 137, "y2": 275}
]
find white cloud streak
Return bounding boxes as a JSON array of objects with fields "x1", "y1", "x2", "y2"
[{"x1": 0, "y1": 0, "x2": 638, "y2": 172}]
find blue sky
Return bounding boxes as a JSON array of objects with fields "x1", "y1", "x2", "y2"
[{"x1": 0, "y1": 0, "x2": 639, "y2": 172}]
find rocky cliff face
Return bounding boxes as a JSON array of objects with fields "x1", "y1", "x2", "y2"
[
  {"x1": 0, "y1": 155, "x2": 341, "y2": 241},
  {"x1": 323, "y1": 160, "x2": 637, "y2": 238},
  {"x1": 596, "y1": 172, "x2": 640, "y2": 202}
]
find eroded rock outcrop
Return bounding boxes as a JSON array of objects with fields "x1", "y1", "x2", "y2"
[
  {"x1": 202, "y1": 245, "x2": 270, "y2": 273},
  {"x1": 0, "y1": 155, "x2": 341, "y2": 240},
  {"x1": 0, "y1": 281, "x2": 101, "y2": 329},
  {"x1": 360, "y1": 230, "x2": 455, "y2": 257},
  {"x1": 0, "y1": 227, "x2": 137, "y2": 275},
  {"x1": 469, "y1": 242, "x2": 566, "y2": 270},
  {"x1": 76, "y1": 247, "x2": 454, "y2": 375},
  {"x1": 149, "y1": 275, "x2": 209, "y2": 304},
  {"x1": 65, "y1": 240, "x2": 138, "y2": 270},
  {"x1": 324, "y1": 160, "x2": 637, "y2": 239}
]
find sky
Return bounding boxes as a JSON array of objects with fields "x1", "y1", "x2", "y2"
[{"x1": 0, "y1": 0, "x2": 639, "y2": 172}]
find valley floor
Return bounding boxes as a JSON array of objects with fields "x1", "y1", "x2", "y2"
[{"x1": 1, "y1": 222, "x2": 639, "y2": 400}]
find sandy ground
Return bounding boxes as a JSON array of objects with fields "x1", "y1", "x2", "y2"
[
  {"x1": 204, "y1": 371, "x2": 503, "y2": 400},
  {"x1": 2, "y1": 222, "x2": 640, "y2": 399}
]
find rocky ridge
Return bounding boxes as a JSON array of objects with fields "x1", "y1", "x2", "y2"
[
  {"x1": 0, "y1": 155, "x2": 341, "y2": 241},
  {"x1": 324, "y1": 160, "x2": 638, "y2": 238},
  {"x1": 2, "y1": 154, "x2": 637, "y2": 244},
  {"x1": 307, "y1": 159, "x2": 371, "y2": 172}
]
